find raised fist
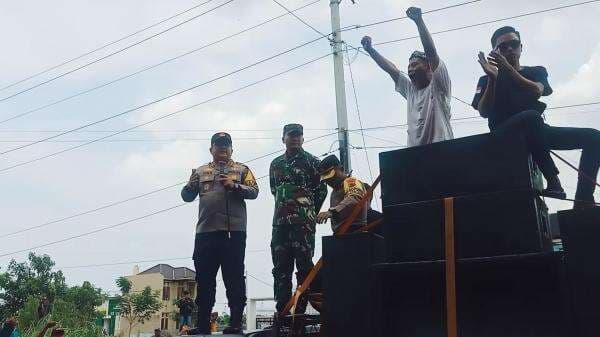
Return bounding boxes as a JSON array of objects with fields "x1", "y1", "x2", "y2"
[
  {"x1": 361, "y1": 36, "x2": 373, "y2": 50},
  {"x1": 406, "y1": 7, "x2": 422, "y2": 22}
]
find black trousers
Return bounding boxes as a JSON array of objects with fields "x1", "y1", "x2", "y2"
[
  {"x1": 493, "y1": 110, "x2": 600, "y2": 201},
  {"x1": 193, "y1": 231, "x2": 247, "y2": 320}
]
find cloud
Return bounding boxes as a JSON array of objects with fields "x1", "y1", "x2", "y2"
[{"x1": 550, "y1": 43, "x2": 600, "y2": 106}]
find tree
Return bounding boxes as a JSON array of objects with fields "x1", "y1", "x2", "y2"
[
  {"x1": 0, "y1": 253, "x2": 67, "y2": 318},
  {"x1": 116, "y1": 278, "x2": 162, "y2": 337},
  {"x1": 63, "y1": 281, "x2": 104, "y2": 322}
]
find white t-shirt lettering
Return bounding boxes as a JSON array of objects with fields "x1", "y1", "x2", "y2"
[{"x1": 395, "y1": 60, "x2": 454, "y2": 147}]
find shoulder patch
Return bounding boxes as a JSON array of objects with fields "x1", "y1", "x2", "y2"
[{"x1": 345, "y1": 177, "x2": 357, "y2": 187}]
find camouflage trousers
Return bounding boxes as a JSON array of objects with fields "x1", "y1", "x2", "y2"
[{"x1": 271, "y1": 225, "x2": 315, "y2": 313}]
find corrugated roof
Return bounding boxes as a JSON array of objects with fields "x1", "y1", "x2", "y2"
[{"x1": 139, "y1": 264, "x2": 196, "y2": 280}]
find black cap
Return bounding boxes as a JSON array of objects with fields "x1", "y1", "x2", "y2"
[
  {"x1": 211, "y1": 132, "x2": 232, "y2": 146},
  {"x1": 318, "y1": 154, "x2": 341, "y2": 181},
  {"x1": 283, "y1": 123, "x2": 303, "y2": 137}
]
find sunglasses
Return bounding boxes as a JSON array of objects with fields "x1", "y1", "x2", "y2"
[{"x1": 496, "y1": 39, "x2": 520, "y2": 52}]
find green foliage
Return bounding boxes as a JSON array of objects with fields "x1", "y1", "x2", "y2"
[
  {"x1": 19, "y1": 318, "x2": 102, "y2": 337},
  {"x1": 0, "y1": 254, "x2": 105, "y2": 337},
  {"x1": 16, "y1": 297, "x2": 40, "y2": 329},
  {"x1": 217, "y1": 313, "x2": 230, "y2": 327},
  {"x1": 116, "y1": 280, "x2": 162, "y2": 337},
  {"x1": 0, "y1": 253, "x2": 67, "y2": 318},
  {"x1": 63, "y1": 282, "x2": 104, "y2": 322},
  {"x1": 115, "y1": 278, "x2": 131, "y2": 295}
]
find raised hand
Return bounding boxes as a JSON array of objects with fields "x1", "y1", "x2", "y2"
[
  {"x1": 489, "y1": 50, "x2": 512, "y2": 71},
  {"x1": 361, "y1": 36, "x2": 373, "y2": 51},
  {"x1": 406, "y1": 7, "x2": 423, "y2": 22},
  {"x1": 478, "y1": 51, "x2": 498, "y2": 79},
  {"x1": 188, "y1": 169, "x2": 199, "y2": 187}
]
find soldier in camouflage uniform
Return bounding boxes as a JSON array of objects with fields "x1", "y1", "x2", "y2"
[{"x1": 269, "y1": 123, "x2": 328, "y2": 313}]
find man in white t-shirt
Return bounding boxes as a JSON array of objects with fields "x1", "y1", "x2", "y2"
[{"x1": 361, "y1": 7, "x2": 453, "y2": 147}]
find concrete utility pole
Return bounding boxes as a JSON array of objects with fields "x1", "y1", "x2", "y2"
[{"x1": 329, "y1": 0, "x2": 351, "y2": 173}]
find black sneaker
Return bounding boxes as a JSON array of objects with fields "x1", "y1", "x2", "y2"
[
  {"x1": 187, "y1": 327, "x2": 210, "y2": 335},
  {"x1": 573, "y1": 198, "x2": 597, "y2": 210},
  {"x1": 541, "y1": 187, "x2": 567, "y2": 199},
  {"x1": 222, "y1": 326, "x2": 243, "y2": 334}
]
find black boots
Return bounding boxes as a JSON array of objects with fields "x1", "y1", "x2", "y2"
[
  {"x1": 222, "y1": 306, "x2": 244, "y2": 334},
  {"x1": 189, "y1": 311, "x2": 211, "y2": 335}
]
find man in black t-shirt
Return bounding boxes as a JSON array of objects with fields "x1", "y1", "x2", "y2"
[{"x1": 472, "y1": 26, "x2": 600, "y2": 209}]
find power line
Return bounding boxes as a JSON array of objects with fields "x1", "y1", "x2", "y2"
[
  {"x1": 272, "y1": 0, "x2": 326, "y2": 38},
  {"x1": 0, "y1": 203, "x2": 189, "y2": 259},
  {"x1": 0, "y1": 37, "x2": 325, "y2": 157},
  {"x1": 0, "y1": 182, "x2": 184, "y2": 239},
  {"x1": 0, "y1": 137, "x2": 288, "y2": 143},
  {"x1": 343, "y1": 102, "x2": 600, "y2": 133},
  {"x1": 0, "y1": 0, "x2": 235, "y2": 103},
  {"x1": 351, "y1": 144, "x2": 406, "y2": 150},
  {"x1": 247, "y1": 273, "x2": 274, "y2": 288},
  {"x1": 0, "y1": 0, "x2": 217, "y2": 93},
  {"x1": 340, "y1": 0, "x2": 482, "y2": 32},
  {"x1": 546, "y1": 101, "x2": 600, "y2": 110},
  {"x1": 0, "y1": 131, "x2": 337, "y2": 239},
  {"x1": 344, "y1": 44, "x2": 377, "y2": 211},
  {"x1": 371, "y1": 0, "x2": 600, "y2": 47},
  {"x1": 0, "y1": 127, "x2": 335, "y2": 133},
  {"x1": 0, "y1": 53, "x2": 333, "y2": 173},
  {"x1": 59, "y1": 250, "x2": 269, "y2": 269},
  {"x1": 0, "y1": 132, "x2": 341, "y2": 257},
  {"x1": 353, "y1": 132, "x2": 404, "y2": 146},
  {"x1": 0, "y1": 0, "x2": 323, "y2": 125},
  {"x1": 272, "y1": 0, "x2": 367, "y2": 57}
]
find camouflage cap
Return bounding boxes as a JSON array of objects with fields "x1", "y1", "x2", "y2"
[{"x1": 283, "y1": 123, "x2": 303, "y2": 137}]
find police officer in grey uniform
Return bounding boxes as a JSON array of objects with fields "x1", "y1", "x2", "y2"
[{"x1": 181, "y1": 132, "x2": 259, "y2": 334}]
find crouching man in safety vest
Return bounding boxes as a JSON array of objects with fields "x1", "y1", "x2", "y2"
[{"x1": 316, "y1": 155, "x2": 368, "y2": 232}]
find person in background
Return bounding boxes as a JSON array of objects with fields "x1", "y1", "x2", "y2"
[
  {"x1": 316, "y1": 155, "x2": 368, "y2": 232},
  {"x1": 472, "y1": 26, "x2": 600, "y2": 209},
  {"x1": 0, "y1": 318, "x2": 17, "y2": 337},
  {"x1": 209, "y1": 313, "x2": 219, "y2": 333},
  {"x1": 37, "y1": 297, "x2": 51, "y2": 320},
  {"x1": 152, "y1": 329, "x2": 162, "y2": 337},
  {"x1": 362, "y1": 6, "x2": 454, "y2": 147},
  {"x1": 177, "y1": 290, "x2": 194, "y2": 332},
  {"x1": 181, "y1": 132, "x2": 259, "y2": 334}
]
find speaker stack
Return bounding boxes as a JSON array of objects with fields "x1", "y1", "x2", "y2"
[
  {"x1": 376, "y1": 133, "x2": 568, "y2": 337},
  {"x1": 558, "y1": 207, "x2": 600, "y2": 337},
  {"x1": 319, "y1": 133, "x2": 599, "y2": 337},
  {"x1": 321, "y1": 232, "x2": 385, "y2": 337}
]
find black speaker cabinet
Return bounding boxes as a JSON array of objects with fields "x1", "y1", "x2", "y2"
[
  {"x1": 322, "y1": 232, "x2": 385, "y2": 337},
  {"x1": 384, "y1": 190, "x2": 552, "y2": 262},
  {"x1": 375, "y1": 252, "x2": 569, "y2": 337},
  {"x1": 379, "y1": 133, "x2": 535, "y2": 207},
  {"x1": 559, "y1": 207, "x2": 600, "y2": 337}
]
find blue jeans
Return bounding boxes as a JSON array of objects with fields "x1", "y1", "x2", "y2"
[{"x1": 179, "y1": 315, "x2": 192, "y2": 328}]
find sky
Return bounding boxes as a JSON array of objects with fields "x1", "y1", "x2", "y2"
[{"x1": 1, "y1": 0, "x2": 599, "y2": 313}]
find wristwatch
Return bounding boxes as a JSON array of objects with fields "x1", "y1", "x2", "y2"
[{"x1": 328, "y1": 208, "x2": 337, "y2": 217}]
